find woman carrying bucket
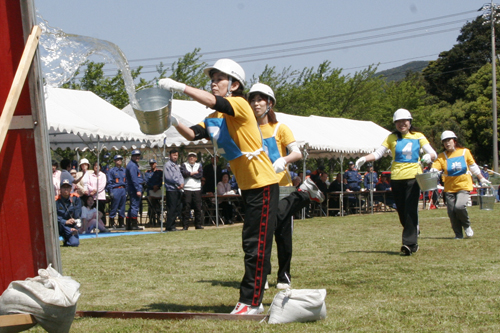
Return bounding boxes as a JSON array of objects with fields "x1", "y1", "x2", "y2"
[
  {"x1": 355, "y1": 109, "x2": 437, "y2": 256},
  {"x1": 430, "y1": 130, "x2": 491, "y2": 239},
  {"x1": 248, "y1": 83, "x2": 324, "y2": 290},
  {"x1": 158, "y1": 59, "x2": 278, "y2": 315}
]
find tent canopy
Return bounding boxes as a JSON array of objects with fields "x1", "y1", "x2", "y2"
[{"x1": 46, "y1": 86, "x2": 164, "y2": 151}]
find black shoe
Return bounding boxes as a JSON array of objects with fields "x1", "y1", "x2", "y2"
[
  {"x1": 227, "y1": 220, "x2": 234, "y2": 225},
  {"x1": 183, "y1": 227, "x2": 189, "y2": 230},
  {"x1": 400, "y1": 245, "x2": 411, "y2": 256},
  {"x1": 195, "y1": 226, "x2": 204, "y2": 229},
  {"x1": 167, "y1": 228, "x2": 179, "y2": 232},
  {"x1": 410, "y1": 244, "x2": 419, "y2": 253}
]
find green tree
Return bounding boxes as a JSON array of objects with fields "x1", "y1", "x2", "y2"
[{"x1": 423, "y1": 10, "x2": 500, "y2": 103}]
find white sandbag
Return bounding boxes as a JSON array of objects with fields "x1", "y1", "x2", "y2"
[
  {"x1": 268, "y1": 288, "x2": 327, "y2": 324},
  {"x1": 0, "y1": 265, "x2": 80, "y2": 333}
]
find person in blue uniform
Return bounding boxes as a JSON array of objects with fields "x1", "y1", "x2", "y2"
[
  {"x1": 363, "y1": 163, "x2": 378, "y2": 190},
  {"x1": 144, "y1": 158, "x2": 164, "y2": 226},
  {"x1": 107, "y1": 154, "x2": 127, "y2": 229},
  {"x1": 344, "y1": 161, "x2": 362, "y2": 191},
  {"x1": 56, "y1": 179, "x2": 82, "y2": 247},
  {"x1": 126, "y1": 149, "x2": 144, "y2": 230}
]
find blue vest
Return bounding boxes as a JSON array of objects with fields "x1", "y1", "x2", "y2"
[
  {"x1": 445, "y1": 150, "x2": 467, "y2": 177},
  {"x1": 205, "y1": 118, "x2": 243, "y2": 161},
  {"x1": 395, "y1": 138, "x2": 420, "y2": 163},
  {"x1": 262, "y1": 123, "x2": 282, "y2": 164}
]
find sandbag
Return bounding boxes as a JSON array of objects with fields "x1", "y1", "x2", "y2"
[
  {"x1": 0, "y1": 265, "x2": 80, "y2": 333},
  {"x1": 268, "y1": 288, "x2": 327, "y2": 324}
]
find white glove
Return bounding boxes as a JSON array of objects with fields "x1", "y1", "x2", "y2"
[
  {"x1": 421, "y1": 154, "x2": 432, "y2": 164},
  {"x1": 355, "y1": 157, "x2": 366, "y2": 170},
  {"x1": 170, "y1": 115, "x2": 179, "y2": 127},
  {"x1": 480, "y1": 178, "x2": 492, "y2": 186},
  {"x1": 158, "y1": 78, "x2": 186, "y2": 93},
  {"x1": 430, "y1": 168, "x2": 439, "y2": 173},
  {"x1": 273, "y1": 157, "x2": 287, "y2": 173}
]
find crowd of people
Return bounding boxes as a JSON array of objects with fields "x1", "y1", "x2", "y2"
[{"x1": 52, "y1": 57, "x2": 494, "y2": 315}]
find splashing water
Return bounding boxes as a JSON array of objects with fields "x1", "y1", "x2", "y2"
[{"x1": 37, "y1": 13, "x2": 139, "y2": 108}]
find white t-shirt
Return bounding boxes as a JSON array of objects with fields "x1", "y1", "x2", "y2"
[{"x1": 82, "y1": 206, "x2": 97, "y2": 220}]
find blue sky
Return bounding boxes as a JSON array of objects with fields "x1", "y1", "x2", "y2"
[{"x1": 35, "y1": 1, "x2": 485, "y2": 83}]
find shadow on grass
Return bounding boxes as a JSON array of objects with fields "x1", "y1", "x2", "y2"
[
  {"x1": 196, "y1": 279, "x2": 240, "y2": 289},
  {"x1": 419, "y1": 236, "x2": 456, "y2": 240},
  {"x1": 137, "y1": 303, "x2": 233, "y2": 313},
  {"x1": 344, "y1": 250, "x2": 401, "y2": 255}
]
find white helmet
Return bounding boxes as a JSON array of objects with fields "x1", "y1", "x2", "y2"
[
  {"x1": 203, "y1": 59, "x2": 246, "y2": 88},
  {"x1": 249, "y1": 83, "x2": 276, "y2": 105},
  {"x1": 393, "y1": 108, "x2": 413, "y2": 122},
  {"x1": 441, "y1": 130, "x2": 457, "y2": 141}
]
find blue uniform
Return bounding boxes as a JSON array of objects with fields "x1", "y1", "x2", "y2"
[
  {"x1": 364, "y1": 171, "x2": 378, "y2": 190},
  {"x1": 344, "y1": 169, "x2": 362, "y2": 191},
  {"x1": 144, "y1": 169, "x2": 163, "y2": 194},
  {"x1": 56, "y1": 194, "x2": 81, "y2": 247},
  {"x1": 126, "y1": 160, "x2": 144, "y2": 219},
  {"x1": 107, "y1": 166, "x2": 127, "y2": 219}
]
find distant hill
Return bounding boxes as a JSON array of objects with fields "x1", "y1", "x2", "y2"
[{"x1": 376, "y1": 61, "x2": 429, "y2": 82}]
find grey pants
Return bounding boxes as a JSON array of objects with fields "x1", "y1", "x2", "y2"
[{"x1": 444, "y1": 191, "x2": 470, "y2": 238}]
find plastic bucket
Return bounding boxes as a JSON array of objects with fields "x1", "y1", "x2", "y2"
[
  {"x1": 480, "y1": 187, "x2": 495, "y2": 210},
  {"x1": 279, "y1": 186, "x2": 296, "y2": 200},
  {"x1": 415, "y1": 171, "x2": 439, "y2": 191},
  {"x1": 133, "y1": 87, "x2": 172, "y2": 135}
]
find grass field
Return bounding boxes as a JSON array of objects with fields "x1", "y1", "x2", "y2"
[{"x1": 32, "y1": 205, "x2": 500, "y2": 332}]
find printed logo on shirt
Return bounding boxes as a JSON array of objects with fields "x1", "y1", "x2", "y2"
[{"x1": 451, "y1": 161, "x2": 463, "y2": 173}]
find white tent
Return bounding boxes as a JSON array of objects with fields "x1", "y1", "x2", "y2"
[{"x1": 46, "y1": 86, "x2": 165, "y2": 151}]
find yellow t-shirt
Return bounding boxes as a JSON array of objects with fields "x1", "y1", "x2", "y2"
[
  {"x1": 382, "y1": 131, "x2": 430, "y2": 180},
  {"x1": 431, "y1": 148, "x2": 475, "y2": 192},
  {"x1": 260, "y1": 122, "x2": 296, "y2": 186},
  {"x1": 198, "y1": 96, "x2": 278, "y2": 190}
]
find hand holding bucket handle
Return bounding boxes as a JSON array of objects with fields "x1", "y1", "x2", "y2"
[{"x1": 158, "y1": 78, "x2": 186, "y2": 93}]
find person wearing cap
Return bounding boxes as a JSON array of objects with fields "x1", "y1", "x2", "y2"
[
  {"x1": 159, "y1": 59, "x2": 279, "y2": 315},
  {"x1": 144, "y1": 158, "x2": 164, "y2": 227},
  {"x1": 248, "y1": 83, "x2": 324, "y2": 291},
  {"x1": 355, "y1": 108, "x2": 437, "y2": 256},
  {"x1": 431, "y1": 131, "x2": 491, "y2": 239},
  {"x1": 55, "y1": 179, "x2": 81, "y2": 247},
  {"x1": 478, "y1": 164, "x2": 490, "y2": 195},
  {"x1": 179, "y1": 152, "x2": 204, "y2": 230},
  {"x1": 107, "y1": 155, "x2": 127, "y2": 229},
  {"x1": 164, "y1": 149, "x2": 184, "y2": 231},
  {"x1": 75, "y1": 158, "x2": 91, "y2": 196},
  {"x1": 126, "y1": 149, "x2": 144, "y2": 230},
  {"x1": 344, "y1": 162, "x2": 362, "y2": 191},
  {"x1": 363, "y1": 163, "x2": 378, "y2": 190}
]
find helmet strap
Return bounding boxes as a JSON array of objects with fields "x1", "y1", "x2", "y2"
[
  {"x1": 259, "y1": 96, "x2": 271, "y2": 119},
  {"x1": 225, "y1": 77, "x2": 233, "y2": 97}
]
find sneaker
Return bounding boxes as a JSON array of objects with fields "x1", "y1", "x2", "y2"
[
  {"x1": 276, "y1": 282, "x2": 291, "y2": 290},
  {"x1": 264, "y1": 280, "x2": 269, "y2": 290},
  {"x1": 299, "y1": 177, "x2": 325, "y2": 203},
  {"x1": 400, "y1": 245, "x2": 411, "y2": 256},
  {"x1": 230, "y1": 302, "x2": 264, "y2": 315},
  {"x1": 410, "y1": 244, "x2": 419, "y2": 253},
  {"x1": 464, "y1": 227, "x2": 474, "y2": 237}
]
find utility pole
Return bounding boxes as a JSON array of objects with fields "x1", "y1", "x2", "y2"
[{"x1": 481, "y1": 2, "x2": 499, "y2": 172}]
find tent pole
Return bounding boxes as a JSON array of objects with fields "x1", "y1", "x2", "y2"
[
  {"x1": 370, "y1": 164, "x2": 374, "y2": 215},
  {"x1": 160, "y1": 138, "x2": 166, "y2": 233},
  {"x1": 340, "y1": 154, "x2": 344, "y2": 217}
]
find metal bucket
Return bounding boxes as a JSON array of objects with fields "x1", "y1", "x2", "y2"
[
  {"x1": 480, "y1": 187, "x2": 495, "y2": 210},
  {"x1": 415, "y1": 171, "x2": 439, "y2": 191},
  {"x1": 133, "y1": 87, "x2": 172, "y2": 135},
  {"x1": 279, "y1": 186, "x2": 296, "y2": 201}
]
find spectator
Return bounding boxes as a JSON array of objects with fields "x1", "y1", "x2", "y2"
[
  {"x1": 107, "y1": 155, "x2": 127, "y2": 229},
  {"x1": 126, "y1": 149, "x2": 144, "y2": 230},
  {"x1": 478, "y1": 164, "x2": 490, "y2": 195},
  {"x1": 375, "y1": 174, "x2": 395, "y2": 207},
  {"x1": 328, "y1": 173, "x2": 349, "y2": 213},
  {"x1": 202, "y1": 155, "x2": 222, "y2": 194},
  {"x1": 56, "y1": 179, "x2": 81, "y2": 247},
  {"x1": 59, "y1": 158, "x2": 75, "y2": 188},
  {"x1": 292, "y1": 175, "x2": 301, "y2": 188},
  {"x1": 224, "y1": 163, "x2": 239, "y2": 192},
  {"x1": 52, "y1": 160, "x2": 61, "y2": 195},
  {"x1": 80, "y1": 195, "x2": 109, "y2": 234},
  {"x1": 75, "y1": 158, "x2": 91, "y2": 196},
  {"x1": 86, "y1": 161, "x2": 107, "y2": 220},
  {"x1": 344, "y1": 161, "x2": 362, "y2": 191},
  {"x1": 144, "y1": 158, "x2": 163, "y2": 227},
  {"x1": 363, "y1": 163, "x2": 378, "y2": 190},
  {"x1": 163, "y1": 149, "x2": 184, "y2": 232},
  {"x1": 180, "y1": 152, "x2": 204, "y2": 230},
  {"x1": 217, "y1": 172, "x2": 235, "y2": 225}
]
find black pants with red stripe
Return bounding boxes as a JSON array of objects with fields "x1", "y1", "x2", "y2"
[{"x1": 239, "y1": 183, "x2": 279, "y2": 306}]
